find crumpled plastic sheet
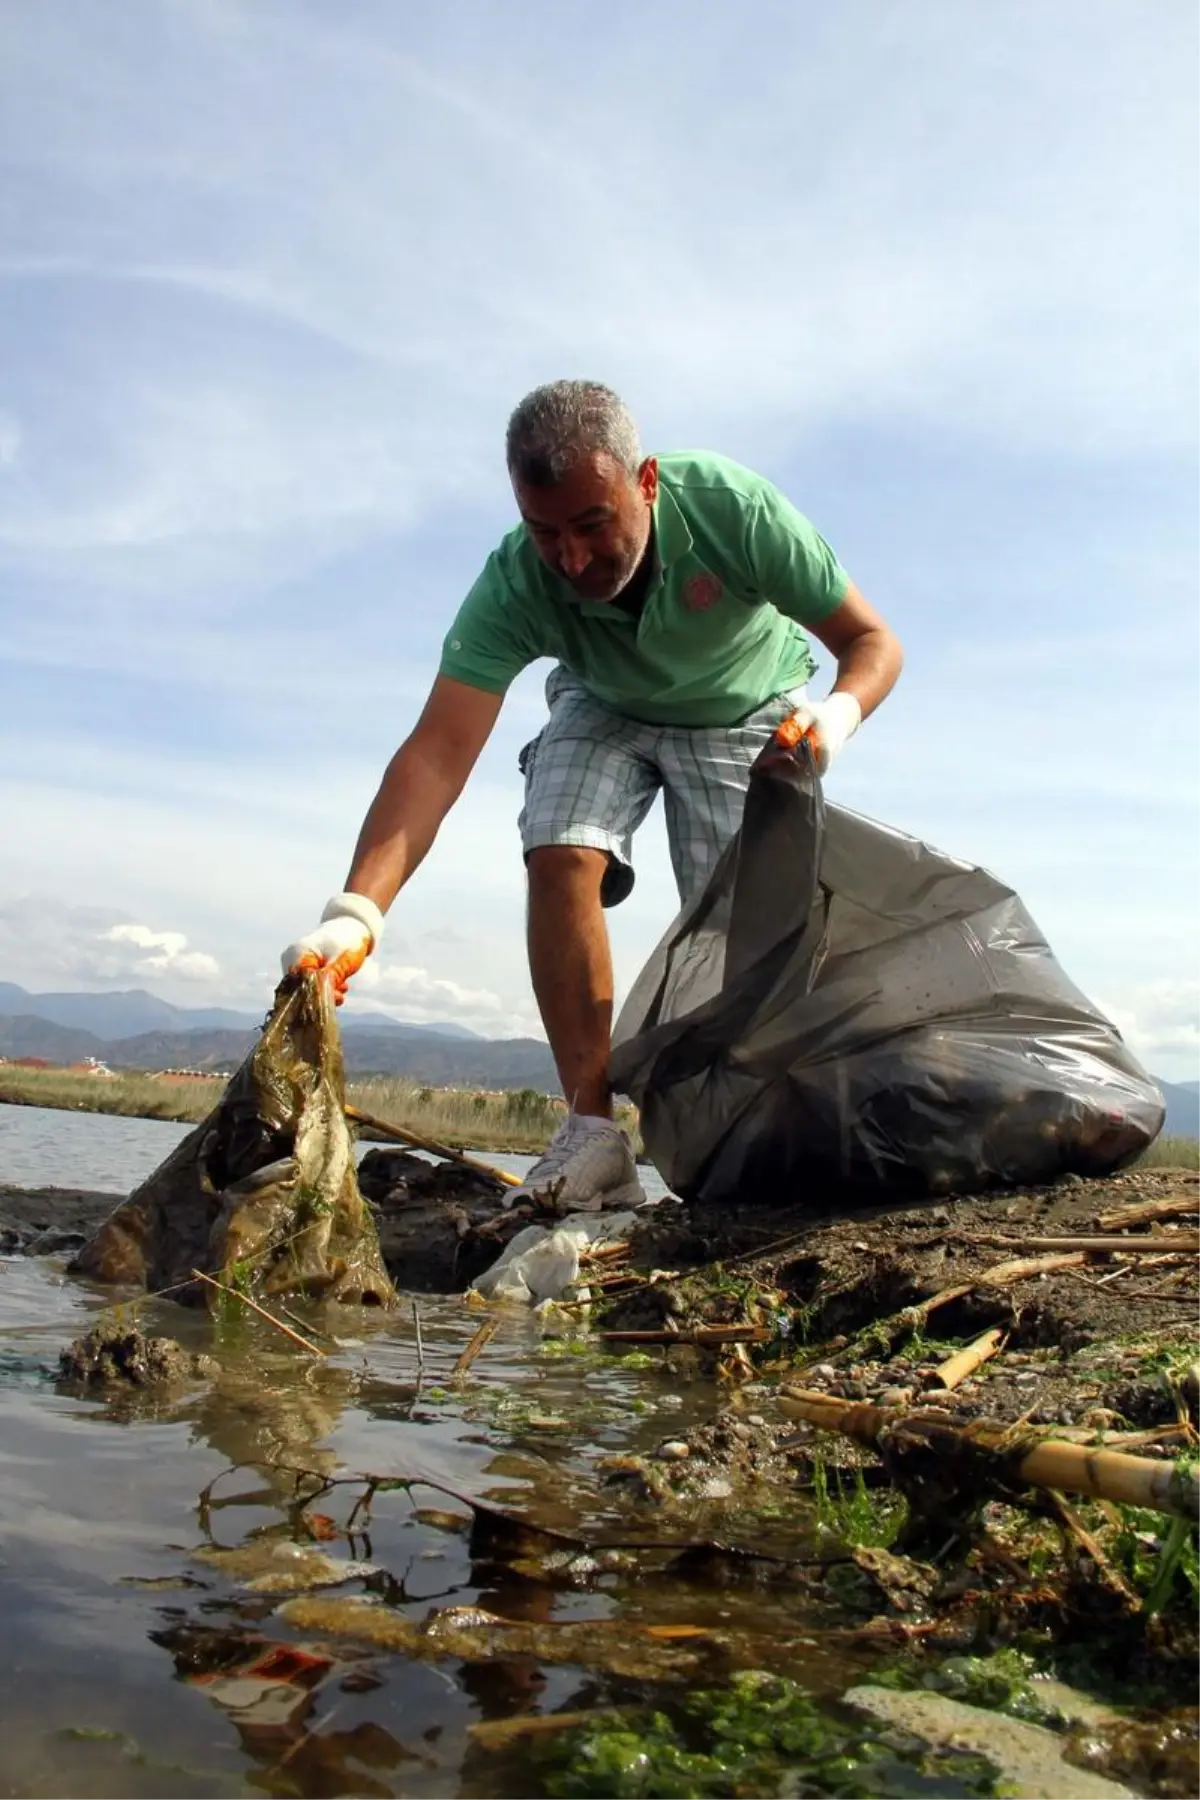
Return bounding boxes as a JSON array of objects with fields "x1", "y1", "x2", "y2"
[
  {"x1": 610, "y1": 736, "x2": 1165, "y2": 1207},
  {"x1": 471, "y1": 1211, "x2": 638, "y2": 1306}
]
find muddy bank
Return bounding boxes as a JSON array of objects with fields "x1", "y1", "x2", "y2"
[{"x1": 0, "y1": 1182, "x2": 121, "y2": 1257}]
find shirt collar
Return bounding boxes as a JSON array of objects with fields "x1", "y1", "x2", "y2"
[{"x1": 653, "y1": 477, "x2": 694, "y2": 570}]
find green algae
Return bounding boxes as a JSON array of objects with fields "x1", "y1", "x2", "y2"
[
  {"x1": 531, "y1": 1670, "x2": 1003, "y2": 1798},
  {"x1": 869, "y1": 1648, "x2": 1064, "y2": 1727}
]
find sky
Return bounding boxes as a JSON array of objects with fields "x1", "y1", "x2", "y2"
[{"x1": 0, "y1": 0, "x2": 1197, "y2": 1079}]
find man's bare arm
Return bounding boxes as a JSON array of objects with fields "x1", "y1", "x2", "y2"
[
  {"x1": 344, "y1": 676, "x2": 505, "y2": 914},
  {"x1": 808, "y1": 580, "x2": 903, "y2": 718}
]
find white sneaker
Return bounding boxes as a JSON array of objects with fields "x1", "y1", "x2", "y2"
[{"x1": 507, "y1": 1111, "x2": 646, "y2": 1214}]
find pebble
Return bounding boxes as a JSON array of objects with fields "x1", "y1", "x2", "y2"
[
  {"x1": 879, "y1": 1386, "x2": 914, "y2": 1408},
  {"x1": 1014, "y1": 1370, "x2": 1041, "y2": 1384},
  {"x1": 655, "y1": 1440, "x2": 691, "y2": 1461},
  {"x1": 808, "y1": 1363, "x2": 838, "y2": 1381},
  {"x1": 698, "y1": 1475, "x2": 733, "y2": 1499}
]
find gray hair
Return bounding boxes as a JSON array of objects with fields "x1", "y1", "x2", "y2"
[{"x1": 505, "y1": 380, "x2": 642, "y2": 486}]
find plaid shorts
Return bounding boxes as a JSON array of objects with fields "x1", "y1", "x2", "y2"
[{"x1": 518, "y1": 666, "x2": 804, "y2": 908}]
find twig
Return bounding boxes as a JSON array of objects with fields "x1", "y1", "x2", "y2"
[
  {"x1": 927, "y1": 1327, "x2": 1007, "y2": 1391},
  {"x1": 964, "y1": 1234, "x2": 1199, "y2": 1256},
  {"x1": 453, "y1": 1318, "x2": 498, "y2": 1379},
  {"x1": 469, "y1": 1708, "x2": 632, "y2": 1746},
  {"x1": 857, "y1": 1254, "x2": 1089, "y2": 1358},
  {"x1": 1039, "y1": 1489, "x2": 1140, "y2": 1610},
  {"x1": 189, "y1": 1269, "x2": 325, "y2": 1355},
  {"x1": 275, "y1": 1299, "x2": 334, "y2": 1341},
  {"x1": 344, "y1": 1102, "x2": 523, "y2": 1188},
  {"x1": 597, "y1": 1325, "x2": 770, "y2": 1346},
  {"x1": 412, "y1": 1298, "x2": 425, "y2": 1375},
  {"x1": 579, "y1": 1240, "x2": 632, "y2": 1264},
  {"x1": 1104, "y1": 1292, "x2": 1198, "y2": 1305},
  {"x1": 977, "y1": 1251, "x2": 1088, "y2": 1284}
]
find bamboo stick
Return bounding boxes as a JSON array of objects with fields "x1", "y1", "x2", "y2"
[
  {"x1": 345, "y1": 1103, "x2": 522, "y2": 1187},
  {"x1": 778, "y1": 1387, "x2": 1200, "y2": 1518},
  {"x1": 928, "y1": 1327, "x2": 1006, "y2": 1391},
  {"x1": 1097, "y1": 1194, "x2": 1198, "y2": 1232},
  {"x1": 190, "y1": 1268, "x2": 326, "y2": 1356}
]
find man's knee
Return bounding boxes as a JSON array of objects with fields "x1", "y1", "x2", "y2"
[{"x1": 526, "y1": 843, "x2": 610, "y2": 893}]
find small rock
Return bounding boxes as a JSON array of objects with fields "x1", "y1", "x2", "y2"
[
  {"x1": 58, "y1": 1325, "x2": 217, "y2": 1390},
  {"x1": 655, "y1": 1440, "x2": 691, "y2": 1461},
  {"x1": 808, "y1": 1363, "x2": 838, "y2": 1381},
  {"x1": 879, "y1": 1386, "x2": 914, "y2": 1408},
  {"x1": 845, "y1": 1685, "x2": 1133, "y2": 1798}
]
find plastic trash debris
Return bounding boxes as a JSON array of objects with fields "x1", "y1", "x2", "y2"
[{"x1": 471, "y1": 1213, "x2": 637, "y2": 1305}]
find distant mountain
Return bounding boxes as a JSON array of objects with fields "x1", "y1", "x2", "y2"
[
  {"x1": 0, "y1": 982, "x2": 482, "y2": 1045},
  {"x1": 1160, "y1": 1080, "x2": 1200, "y2": 1139},
  {"x1": 0, "y1": 981, "x2": 196, "y2": 1039},
  {"x1": 0, "y1": 1014, "x2": 107, "y2": 1063},
  {"x1": 1, "y1": 980, "x2": 1193, "y2": 1125},
  {"x1": 0, "y1": 1009, "x2": 557, "y2": 1091},
  {"x1": 342, "y1": 1011, "x2": 480, "y2": 1040}
]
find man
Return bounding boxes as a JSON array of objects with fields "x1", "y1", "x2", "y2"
[{"x1": 284, "y1": 380, "x2": 903, "y2": 1210}]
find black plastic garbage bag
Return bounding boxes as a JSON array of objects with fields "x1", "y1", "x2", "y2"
[{"x1": 610, "y1": 732, "x2": 1165, "y2": 1205}]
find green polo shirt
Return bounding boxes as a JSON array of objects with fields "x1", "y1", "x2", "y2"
[{"x1": 439, "y1": 450, "x2": 850, "y2": 727}]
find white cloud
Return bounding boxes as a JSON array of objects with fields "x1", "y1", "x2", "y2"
[
  {"x1": 0, "y1": 898, "x2": 220, "y2": 991},
  {"x1": 348, "y1": 957, "x2": 542, "y2": 1038},
  {"x1": 101, "y1": 923, "x2": 220, "y2": 981},
  {"x1": 1094, "y1": 982, "x2": 1200, "y2": 1080}
]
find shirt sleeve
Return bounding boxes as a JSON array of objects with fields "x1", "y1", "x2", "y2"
[
  {"x1": 439, "y1": 552, "x2": 541, "y2": 694},
  {"x1": 745, "y1": 482, "x2": 850, "y2": 624}
]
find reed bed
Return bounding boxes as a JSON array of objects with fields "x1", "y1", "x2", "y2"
[{"x1": 0, "y1": 1064, "x2": 641, "y2": 1155}]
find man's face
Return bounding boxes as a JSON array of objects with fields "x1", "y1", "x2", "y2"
[{"x1": 515, "y1": 452, "x2": 658, "y2": 603}]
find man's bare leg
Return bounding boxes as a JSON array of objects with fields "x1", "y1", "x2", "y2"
[{"x1": 526, "y1": 845, "x2": 614, "y2": 1119}]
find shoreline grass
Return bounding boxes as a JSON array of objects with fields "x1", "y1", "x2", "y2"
[
  {"x1": 0, "y1": 1064, "x2": 635, "y2": 1155},
  {"x1": 0, "y1": 1065, "x2": 1194, "y2": 1169}
]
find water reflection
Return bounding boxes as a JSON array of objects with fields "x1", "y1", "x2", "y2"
[{"x1": 2, "y1": 1245, "x2": 841, "y2": 1800}]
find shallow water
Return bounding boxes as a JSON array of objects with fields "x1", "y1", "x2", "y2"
[
  {"x1": 0, "y1": 1106, "x2": 837, "y2": 1799},
  {"x1": 0, "y1": 1102, "x2": 674, "y2": 1200},
  {"x1": 0, "y1": 1246, "x2": 874, "y2": 1799}
]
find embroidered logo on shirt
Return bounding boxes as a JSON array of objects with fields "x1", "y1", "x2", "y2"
[{"x1": 684, "y1": 573, "x2": 723, "y2": 612}]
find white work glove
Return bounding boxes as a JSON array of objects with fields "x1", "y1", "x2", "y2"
[
  {"x1": 781, "y1": 692, "x2": 861, "y2": 776},
  {"x1": 281, "y1": 892, "x2": 385, "y2": 1004}
]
